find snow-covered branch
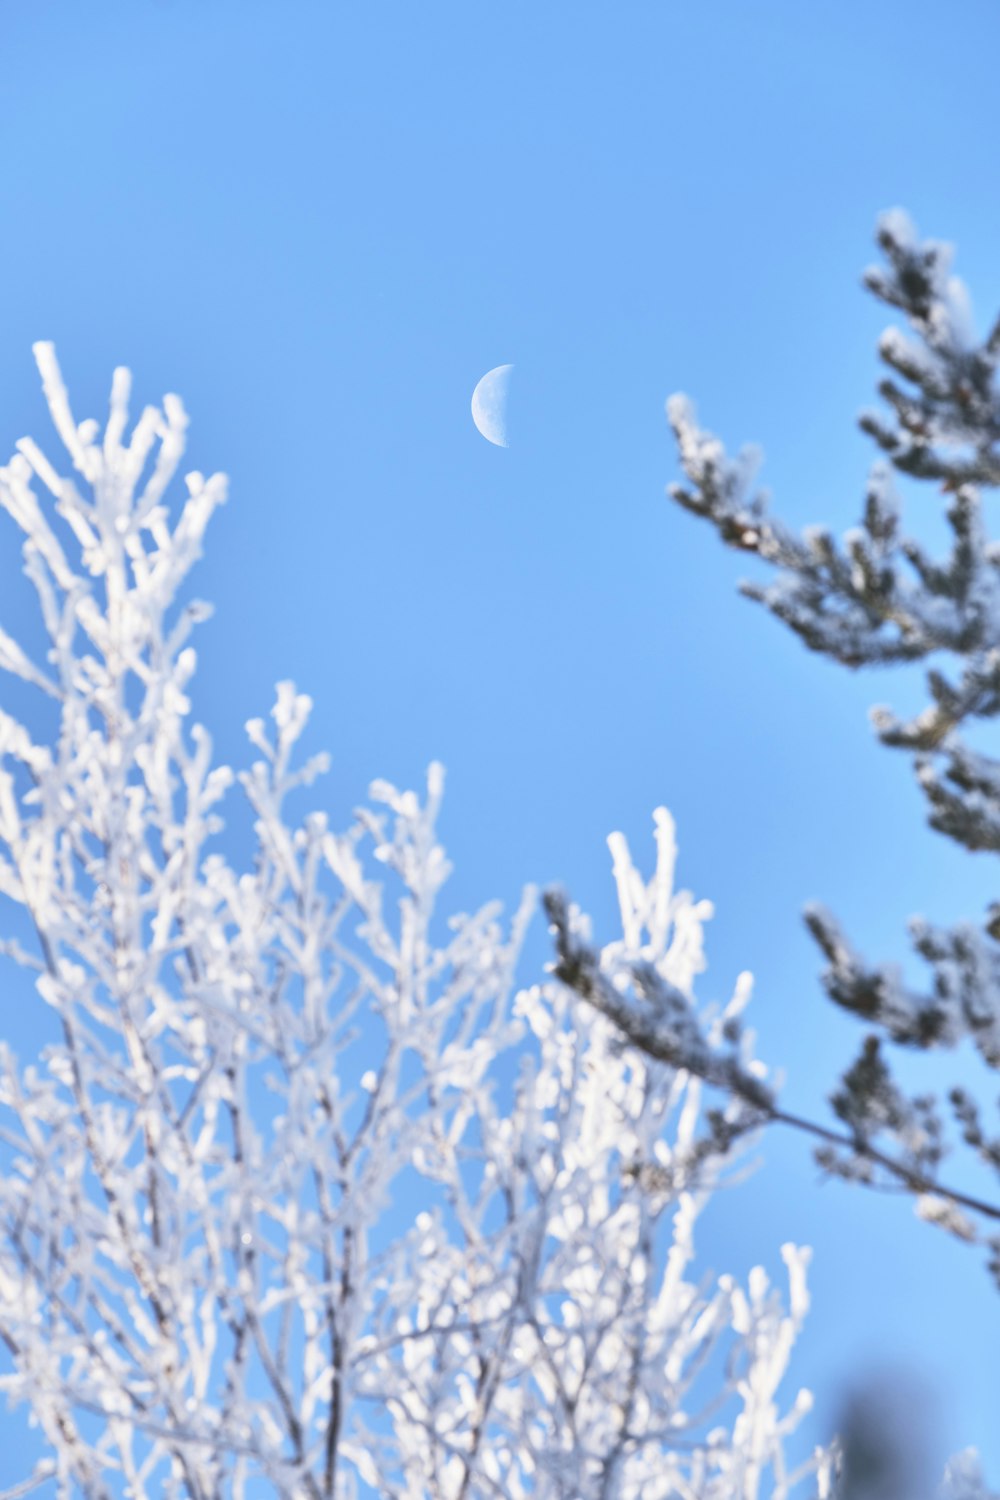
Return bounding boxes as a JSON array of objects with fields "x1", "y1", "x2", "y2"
[
  {"x1": 662, "y1": 212, "x2": 1000, "y2": 1290},
  {"x1": 0, "y1": 348, "x2": 832, "y2": 1497}
]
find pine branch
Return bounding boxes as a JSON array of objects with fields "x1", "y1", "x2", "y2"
[{"x1": 546, "y1": 888, "x2": 1000, "y2": 1238}]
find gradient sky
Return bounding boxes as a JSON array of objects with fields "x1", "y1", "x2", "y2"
[{"x1": 0, "y1": 0, "x2": 998, "y2": 1484}]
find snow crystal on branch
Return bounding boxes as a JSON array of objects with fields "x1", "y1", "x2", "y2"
[{"x1": 0, "y1": 350, "x2": 831, "y2": 1497}]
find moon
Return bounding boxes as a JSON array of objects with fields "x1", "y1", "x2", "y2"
[{"x1": 471, "y1": 364, "x2": 513, "y2": 448}]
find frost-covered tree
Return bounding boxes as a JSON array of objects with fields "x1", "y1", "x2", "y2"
[
  {"x1": 551, "y1": 210, "x2": 1000, "y2": 1289},
  {"x1": 0, "y1": 347, "x2": 835, "y2": 1497}
]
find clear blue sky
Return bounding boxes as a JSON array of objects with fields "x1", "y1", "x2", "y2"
[{"x1": 0, "y1": 0, "x2": 998, "y2": 1483}]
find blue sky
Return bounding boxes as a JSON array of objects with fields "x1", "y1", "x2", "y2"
[{"x1": 0, "y1": 0, "x2": 999, "y2": 1482}]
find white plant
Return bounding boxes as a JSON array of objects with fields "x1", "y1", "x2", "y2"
[{"x1": 0, "y1": 347, "x2": 831, "y2": 1497}]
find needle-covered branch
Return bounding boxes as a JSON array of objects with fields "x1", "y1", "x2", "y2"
[
  {"x1": 663, "y1": 211, "x2": 1000, "y2": 1289},
  {"x1": 545, "y1": 847, "x2": 1000, "y2": 1245}
]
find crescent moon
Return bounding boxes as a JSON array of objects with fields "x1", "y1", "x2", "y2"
[{"x1": 471, "y1": 364, "x2": 513, "y2": 448}]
